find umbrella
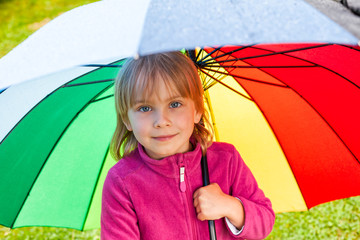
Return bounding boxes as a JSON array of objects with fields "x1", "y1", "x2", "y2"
[
  {"x1": 1, "y1": 43, "x2": 360, "y2": 230},
  {"x1": 1, "y1": 0, "x2": 360, "y2": 232}
]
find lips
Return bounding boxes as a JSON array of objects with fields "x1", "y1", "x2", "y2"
[{"x1": 153, "y1": 134, "x2": 177, "y2": 141}]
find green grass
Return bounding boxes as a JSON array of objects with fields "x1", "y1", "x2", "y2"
[
  {"x1": 267, "y1": 197, "x2": 360, "y2": 240},
  {"x1": 0, "y1": 0, "x2": 98, "y2": 57},
  {"x1": 0, "y1": 227, "x2": 100, "y2": 240},
  {"x1": 1, "y1": 0, "x2": 360, "y2": 239}
]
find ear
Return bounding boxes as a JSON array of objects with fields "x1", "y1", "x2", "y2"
[
  {"x1": 194, "y1": 110, "x2": 202, "y2": 124},
  {"x1": 123, "y1": 120, "x2": 133, "y2": 131}
]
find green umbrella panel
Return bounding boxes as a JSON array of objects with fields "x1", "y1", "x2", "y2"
[{"x1": 0, "y1": 60, "x2": 124, "y2": 230}]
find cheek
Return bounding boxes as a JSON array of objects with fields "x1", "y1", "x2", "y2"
[
  {"x1": 178, "y1": 113, "x2": 197, "y2": 130},
  {"x1": 123, "y1": 119, "x2": 133, "y2": 131},
  {"x1": 129, "y1": 115, "x2": 150, "y2": 133},
  {"x1": 126, "y1": 114, "x2": 139, "y2": 132}
]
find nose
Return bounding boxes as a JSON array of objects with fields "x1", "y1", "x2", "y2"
[{"x1": 154, "y1": 109, "x2": 171, "y2": 128}]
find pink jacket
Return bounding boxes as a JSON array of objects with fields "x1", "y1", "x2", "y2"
[{"x1": 101, "y1": 142, "x2": 275, "y2": 239}]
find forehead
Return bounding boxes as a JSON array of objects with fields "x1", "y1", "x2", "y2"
[{"x1": 131, "y1": 75, "x2": 183, "y2": 104}]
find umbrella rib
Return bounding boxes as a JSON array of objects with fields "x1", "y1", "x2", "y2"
[
  {"x1": 64, "y1": 79, "x2": 114, "y2": 87},
  {"x1": 91, "y1": 94, "x2": 114, "y2": 103},
  {"x1": 82, "y1": 58, "x2": 126, "y2": 68},
  {"x1": 82, "y1": 64, "x2": 124, "y2": 68},
  {"x1": 201, "y1": 66, "x2": 289, "y2": 88},
  {"x1": 196, "y1": 47, "x2": 240, "y2": 91},
  {"x1": 196, "y1": 46, "x2": 224, "y2": 65},
  {"x1": 65, "y1": 58, "x2": 125, "y2": 87},
  {"x1": 195, "y1": 48, "x2": 205, "y2": 62},
  {"x1": 198, "y1": 43, "x2": 331, "y2": 68},
  {"x1": 197, "y1": 48, "x2": 229, "y2": 91},
  {"x1": 202, "y1": 64, "x2": 317, "y2": 68},
  {"x1": 200, "y1": 70, "x2": 217, "y2": 91},
  {"x1": 198, "y1": 45, "x2": 254, "y2": 65},
  {"x1": 341, "y1": 44, "x2": 360, "y2": 52},
  {"x1": 81, "y1": 145, "x2": 111, "y2": 230},
  {"x1": 217, "y1": 43, "x2": 330, "y2": 62},
  {"x1": 252, "y1": 44, "x2": 360, "y2": 90},
  {"x1": 199, "y1": 68, "x2": 252, "y2": 101},
  {"x1": 199, "y1": 52, "x2": 233, "y2": 91},
  {"x1": 0, "y1": 87, "x2": 7, "y2": 94}
]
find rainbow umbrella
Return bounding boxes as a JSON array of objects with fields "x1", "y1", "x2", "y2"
[
  {"x1": 1, "y1": 0, "x2": 360, "y2": 232},
  {"x1": 1, "y1": 43, "x2": 360, "y2": 230}
]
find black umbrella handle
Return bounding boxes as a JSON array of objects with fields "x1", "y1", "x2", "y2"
[{"x1": 201, "y1": 155, "x2": 217, "y2": 240}]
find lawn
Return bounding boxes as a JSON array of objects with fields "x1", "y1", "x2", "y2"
[
  {"x1": 0, "y1": 0, "x2": 98, "y2": 57},
  {"x1": 1, "y1": 0, "x2": 360, "y2": 239},
  {"x1": 1, "y1": 196, "x2": 360, "y2": 239}
]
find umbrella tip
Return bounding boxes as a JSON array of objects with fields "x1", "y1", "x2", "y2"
[{"x1": 134, "y1": 53, "x2": 140, "y2": 60}]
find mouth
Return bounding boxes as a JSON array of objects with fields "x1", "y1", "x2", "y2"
[{"x1": 153, "y1": 134, "x2": 177, "y2": 141}]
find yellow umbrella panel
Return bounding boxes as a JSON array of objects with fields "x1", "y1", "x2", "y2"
[{"x1": 199, "y1": 56, "x2": 307, "y2": 213}]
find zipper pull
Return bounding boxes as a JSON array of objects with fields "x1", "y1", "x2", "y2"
[{"x1": 179, "y1": 166, "x2": 186, "y2": 192}]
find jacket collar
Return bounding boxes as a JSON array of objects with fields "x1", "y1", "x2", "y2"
[{"x1": 136, "y1": 140, "x2": 202, "y2": 178}]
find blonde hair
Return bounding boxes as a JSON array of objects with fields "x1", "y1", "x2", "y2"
[{"x1": 110, "y1": 51, "x2": 213, "y2": 160}]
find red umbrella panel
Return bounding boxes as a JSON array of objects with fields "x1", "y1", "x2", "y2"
[{"x1": 193, "y1": 43, "x2": 360, "y2": 212}]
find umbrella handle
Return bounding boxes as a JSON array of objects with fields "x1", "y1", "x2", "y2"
[{"x1": 201, "y1": 155, "x2": 217, "y2": 240}]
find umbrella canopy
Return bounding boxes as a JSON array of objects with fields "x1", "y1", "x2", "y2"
[
  {"x1": 0, "y1": 0, "x2": 358, "y2": 90},
  {"x1": 1, "y1": 0, "x2": 360, "y2": 231},
  {"x1": 305, "y1": 0, "x2": 360, "y2": 40},
  {"x1": 1, "y1": 43, "x2": 360, "y2": 230}
]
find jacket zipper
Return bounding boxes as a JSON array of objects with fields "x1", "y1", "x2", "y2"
[
  {"x1": 179, "y1": 166, "x2": 186, "y2": 192},
  {"x1": 179, "y1": 158, "x2": 198, "y2": 239}
]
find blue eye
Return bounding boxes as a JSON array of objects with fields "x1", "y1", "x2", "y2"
[
  {"x1": 170, "y1": 102, "x2": 181, "y2": 108},
  {"x1": 138, "y1": 106, "x2": 151, "y2": 112}
]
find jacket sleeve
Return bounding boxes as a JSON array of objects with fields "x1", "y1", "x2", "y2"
[
  {"x1": 228, "y1": 146, "x2": 275, "y2": 240},
  {"x1": 101, "y1": 168, "x2": 140, "y2": 240}
]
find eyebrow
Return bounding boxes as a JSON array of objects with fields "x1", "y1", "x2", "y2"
[{"x1": 133, "y1": 95, "x2": 184, "y2": 105}]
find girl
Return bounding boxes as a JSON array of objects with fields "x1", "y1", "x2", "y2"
[{"x1": 101, "y1": 52, "x2": 275, "y2": 239}]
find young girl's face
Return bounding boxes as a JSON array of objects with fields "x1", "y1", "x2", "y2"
[{"x1": 125, "y1": 80, "x2": 202, "y2": 160}]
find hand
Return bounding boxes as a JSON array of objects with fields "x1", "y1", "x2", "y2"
[{"x1": 193, "y1": 183, "x2": 245, "y2": 229}]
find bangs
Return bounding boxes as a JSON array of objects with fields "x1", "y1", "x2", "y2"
[
  {"x1": 129, "y1": 59, "x2": 194, "y2": 107},
  {"x1": 116, "y1": 51, "x2": 204, "y2": 118}
]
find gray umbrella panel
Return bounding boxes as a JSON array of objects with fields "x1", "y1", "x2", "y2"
[
  {"x1": 305, "y1": 0, "x2": 360, "y2": 40},
  {"x1": 0, "y1": 0, "x2": 358, "y2": 90},
  {"x1": 139, "y1": 0, "x2": 359, "y2": 56}
]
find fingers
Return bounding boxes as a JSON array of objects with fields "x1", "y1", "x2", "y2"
[
  {"x1": 193, "y1": 187, "x2": 208, "y2": 221},
  {"x1": 193, "y1": 183, "x2": 223, "y2": 221},
  {"x1": 194, "y1": 183, "x2": 219, "y2": 196},
  {"x1": 194, "y1": 197, "x2": 206, "y2": 221},
  {"x1": 196, "y1": 212, "x2": 207, "y2": 221},
  {"x1": 193, "y1": 196, "x2": 199, "y2": 208},
  {"x1": 194, "y1": 199, "x2": 212, "y2": 221}
]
